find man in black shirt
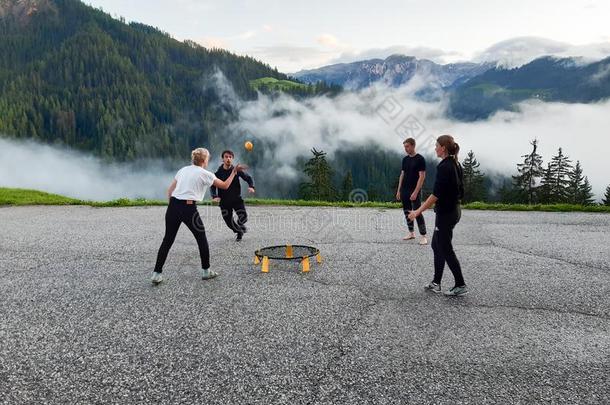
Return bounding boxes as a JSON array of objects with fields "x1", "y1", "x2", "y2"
[
  {"x1": 396, "y1": 137, "x2": 427, "y2": 245},
  {"x1": 210, "y1": 150, "x2": 255, "y2": 241}
]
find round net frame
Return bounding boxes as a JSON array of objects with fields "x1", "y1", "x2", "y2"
[{"x1": 254, "y1": 245, "x2": 322, "y2": 273}]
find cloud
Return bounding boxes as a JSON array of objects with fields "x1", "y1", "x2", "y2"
[
  {"x1": 249, "y1": 45, "x2": 337, "y2": 72},
  {"x1": 0, "y1": 138, "x2": 174, "y2": 201},
  {"x1": 262, "y1": 24, "x2": 273, "y2": 32},
  {"x1": 590, "y1": 64, "x2": 610, "y2": 82},
  {"x1": 442, "y1": 101, "x2": 610, "y2": 200},
  {"x1": 316, "y1": 34, "x2": 340, "y2": 48},
  {"x1": 197, "y1": 36, "x2": 229, "y2": 49},
  {"x1": 238, "y1": 30, "x2": 256, "y2": 40},
  {"x1": 228, "y1": 76, "x2": 609, "y2": 200},
  {"x1": 474, "y1": 36, "x2": 610, "y2": 68}
]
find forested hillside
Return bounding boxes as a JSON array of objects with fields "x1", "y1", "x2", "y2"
[{"x1": 0, "y1": 0, "x2": 288, "y2": 159}]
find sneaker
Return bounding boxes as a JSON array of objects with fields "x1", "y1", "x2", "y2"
[
  {"x1": 444, "y1": 285, "x2": 469, "y2": 296},
  {"x1": 201, "y1": 269, "x2": 218, "y2": 280},
  {"x1": 151, "y1": 272, "x2": 163, "y2": 285},
  {"x1": 403, "y1": 233, "x2": 415, "y2": 240},
  {"x1": 424, "y1": 282, "x2": 441, "y2": 293},
  {"x1": 236, "y1": 232, "x2": 243, "y2": 241},
  {"x1": 419, "y1": 236, "x2": 428, "y2": 245}
]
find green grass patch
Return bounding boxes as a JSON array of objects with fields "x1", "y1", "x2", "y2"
[
  {"x1": 2, "y1": 188, "x2": 609, "y2": 212},
  {"x1": 0, "y1": 188, "x2": 167, "y2": 207},
  {"x1": 243, "y1": 198, "x2": 400, "y2": 208},
  {"x1": 463, "y1": 201, "x2": 610, "y2": 213},
  {"x1": 0, "y1": 188, "x2": 83, "y2": 206},
  {"x1": 250, "y1": 77, "x2": 309, "y2": 91}
]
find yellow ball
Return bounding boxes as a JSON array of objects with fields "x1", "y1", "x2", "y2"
[{"x1": 244, "y1": 141, "x2": 253, "y2": 151}]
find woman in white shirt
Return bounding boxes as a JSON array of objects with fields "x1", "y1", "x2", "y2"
[{"x1": 152, "y1": 147, "x2": 245, "y2": 284}]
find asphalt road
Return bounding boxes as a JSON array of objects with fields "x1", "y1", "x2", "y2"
[{"x1": 1, "y1": 205, "x2": 609, "y2": 404}]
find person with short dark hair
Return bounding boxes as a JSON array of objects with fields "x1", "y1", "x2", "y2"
[
  {"x1": 210, "y1": 150, "x2": 255, "y2": 241},
  {"x1": 408, "y1": 134, "x2": 468, "y2": 296},
  {"x1": 396, "y1": 137, "x2": 427, "y2": 245},
  {"x1": 151, "y1": 148, "x2": 246, "y2": 285}
]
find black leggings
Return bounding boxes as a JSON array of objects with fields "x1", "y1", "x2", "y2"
[
  {"x1": 220, "y1": 199, "x2": 247, "y2": 234},
  {"x1": 431, "y1": 207, "x2": 465, "y2": 286},
  {"x1": 154, "y1": 197, "x2": 210, "y2": 272}
]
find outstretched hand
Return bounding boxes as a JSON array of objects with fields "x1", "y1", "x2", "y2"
[{"x1": 234, "y1": 164, "x2": 248, "y2": 172}]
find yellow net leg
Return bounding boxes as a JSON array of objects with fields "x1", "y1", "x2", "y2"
[
  {"x1": 261, "y1": 256, "x2": 269, "y2": 273},
  {"x1": 286, "y1": 244, "x2": 293, "y2": 259},
  {"x1": 316, "y1": 253, "x2": 322, "y2": 264},
  {"x1": 254, "y1": 256, "x2": 260, "y2": 265},
  {"x1": 301, "y1": 257, "x2": 310, "y2": 273}
]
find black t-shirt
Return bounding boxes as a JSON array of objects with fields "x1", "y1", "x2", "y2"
[
  {"x1": 433, "y1": 157, "x2": 464, "y2": 214},
  {"x1": 210, "y1": 165, "x2": 254, "y2": 203},
  {"x1": 401, "y1": 154, "x2": 426, "y2": 192}
]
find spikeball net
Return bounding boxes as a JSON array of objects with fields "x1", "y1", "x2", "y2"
[{"x1": 254, "y1": 245, "x2": 322, "y2": 273}]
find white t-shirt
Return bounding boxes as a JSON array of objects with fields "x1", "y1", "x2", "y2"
[{"x1": 171, "y1": 165, "x2": 217, "y2": 201}]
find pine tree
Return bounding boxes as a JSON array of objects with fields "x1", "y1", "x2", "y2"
[
  {"x1": 341, "y1": 171, "x2": 354, "y2": 201},
  {"x1": 538, "y1": 163, "x2": 555, "y2": 204},
  {"x1": 568, "y1": 161, "x2": 594, "y2": 205},
  {"x1": 602, "y1": 185, "x2": 610, "y2": 206},
  {"x1": 299, "y1": 148, "x2": 337, "y2": 201},
  {"x1": 578, "y1": 177, "x2": 594, "y2": 205},
  {"x1": 548, "y1": 147, "x2": 573, "y2": 203},
  {"x1": 567, "y1": 161, "x2": 585, "y2": 204},
  {"x1": 513, "y1": 139, "x2": 544, "y2": 204},
  {"x1": 461, "y1": 150, "x2": 487, "y2": 203}
]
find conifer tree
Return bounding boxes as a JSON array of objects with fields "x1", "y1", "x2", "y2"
[
  {"x1": 513, "y1": 139, "x2": 544, "y2": 204},
  {"x1": 461, "y1": 150, "x2": 487, "y2": 203},
  {"x1": 547, "y1": 147, "x2": 573, "y2": 203},
  {"x1": 299, "y1": 148, "x2": 336, "y2": 201},
  {"x1": 602, "y1": 185, "x2": 610, "y2": 206}
]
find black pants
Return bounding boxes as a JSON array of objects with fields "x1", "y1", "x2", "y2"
[
  {"x1": 154, "y1": 197, "x2": 210, "y2": 272},
  {"x1": 220, "y1": 198, "x2": 247, "y2": 234},
  {"x1": 401, "y1": 190, "x2": 427, "y2": 235},
  {"x1": 431, "y1": 207, "x2": 465, "y2": 286}
]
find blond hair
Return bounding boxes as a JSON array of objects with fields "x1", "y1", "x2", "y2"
[{"x1": 191, "y1": 147, "x2": 210, "y2": 166}]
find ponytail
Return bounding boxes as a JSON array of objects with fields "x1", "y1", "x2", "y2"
[{"x1": 452, "y1": 142, "x2": 460, "y2": 162}]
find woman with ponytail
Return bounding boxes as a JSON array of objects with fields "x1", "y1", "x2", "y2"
[{"x1": 408, "y1": 135, "x2": 468, "y2": 296}]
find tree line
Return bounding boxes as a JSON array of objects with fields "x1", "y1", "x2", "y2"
[{"x1": 297, "y1": 141, "x2": 609, "y2": 205}]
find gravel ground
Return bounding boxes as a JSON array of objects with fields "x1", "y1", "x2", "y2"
[{"x1": 1, "y1": 205, "x2": 609, "y2": 404}]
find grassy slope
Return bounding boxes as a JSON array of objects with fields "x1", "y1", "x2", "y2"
[
  {"x1": 1, "y1": 188, "x2": 609, "y2": 212},
  {"x1": 250, "y1": 77, "x2": 309, "y2": 91}
]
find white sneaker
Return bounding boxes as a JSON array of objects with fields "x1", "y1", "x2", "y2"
[
  {"x1": 151, "y1": 272, "x2": 163, "y2": 285},
  {"x1": 419, "y1": 236, "x2": 428, "y2": 245},
  {"x1": 201, "y1": 269, "x2": 218, "y2": 280},
  {"x1": 424, "y1": 281, "x2": 441, "y2": 293},
  {"x1": 403, "y1": 233, "x2": 415, "y2": 240}
]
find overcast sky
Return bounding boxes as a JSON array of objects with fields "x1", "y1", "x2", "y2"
[{"x1": 83, "y1": 0, "x2": 610, "y2": 72}]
